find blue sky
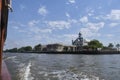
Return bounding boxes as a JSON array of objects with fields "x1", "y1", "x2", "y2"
[{"x1": 5, "y1": 0, "x2": 120, "y2": 49}]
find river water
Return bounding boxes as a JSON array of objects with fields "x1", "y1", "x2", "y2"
[{"x1": 4, "y1": 53, "x2": 120, "y2": 80}]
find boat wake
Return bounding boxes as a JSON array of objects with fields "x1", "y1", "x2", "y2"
[
  {"x1": 17, "y1": 61, "x2": 34, "y2": 80},
  {"x1": 24, "y1": 62, "x2": 32, "y2": 80},
  {"x1": 3, "y1": 56, "x2": 16, "y2": 61},
  {"x1": 38, "y1": 67, "x2": 104, "y2": 80}
]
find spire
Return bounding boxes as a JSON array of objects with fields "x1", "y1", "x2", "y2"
[{"x1": 79, "y1": 32, "x2": 82, "y2": 38}]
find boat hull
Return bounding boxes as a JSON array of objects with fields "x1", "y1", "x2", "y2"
[{"x1": 1, "y1": 61, "x2": 11, "y2": 80}]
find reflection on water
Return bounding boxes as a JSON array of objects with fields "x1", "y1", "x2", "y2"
[{"x1": 4, "y1": 53, "x2": 120, "y2": 80}]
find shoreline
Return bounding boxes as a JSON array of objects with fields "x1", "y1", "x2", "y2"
[{"x1": 4, "y1": 51, "x2": 120, "y2": 55}]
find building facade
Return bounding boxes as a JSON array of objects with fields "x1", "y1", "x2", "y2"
[
  {"x1": 72, "y1": 32, "x2": 84, "y2": 51},
  {"x1": 46, "y1": 43, "x2": 64, "y2": 52}
]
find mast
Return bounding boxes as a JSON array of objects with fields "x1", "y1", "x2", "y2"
[{"x1": 0, "y1": 0, "x2": 12, "y2": 76}]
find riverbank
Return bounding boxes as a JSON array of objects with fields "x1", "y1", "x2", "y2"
[
  {"x1": 31, "y1": 51, "x2": 120, "y2": 54},
  {"x1": 5, "y1": 51, "x2": 120, "y2": 55}
]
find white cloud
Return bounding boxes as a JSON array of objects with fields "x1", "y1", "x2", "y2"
[
  {"x1": 87, "y1": 22, "x2": 104, "y2": 31},
  {"x1": 94, "y1": 16, "x2": 101, "y2": 20},
  {"x1": 47, "y1": 21, "x2": 71, "y2": 30},
  {"x1": 29, "y1": 26, "x2": 52, "y2": 34},
  {"x1": 93, "y1": 10, "x2": 120, "y2": 21},
  {"x1": 106, "y1": 10, "x2": 120, "y2": 20},
  {"x1": 51, "y1": 34, "x2": 78, "y2": 45},
  {"x1": 79, "y1": 17, "x2": 104, "y2": 38},
  {"x1": 86, "y1": 8, "x2": 95, "y2": 16},
  {"x1": 5, "y1": 39, "x2": 20, "y2": 49},
  {"x1": 66, "y1": 12, "x2": 70, "y2": 18},
  {"x1": 10, "y1": 20, "x2": 52, "y2": 35},
  {"x1": 86, "y1": 7, "x2": 94, "y2": 13},
  {"x1": 80, "y1": 22, "x2": 104, "y2": 38},
  {"x1": 9, "y1": 21, "x2": 26, "y2": 33},
  {"x1": 38, "y1": 6, "x2": 48, "y2": 16},
  {"x1": 9, "y1": 21, "x2": 26, "y2": 27},
  {"x1": 62, "y1": 34, "x2": 78, "y2": 45},
  {"x1": 40, "y1": 29, "x2": 52, "y2": 33},
  {"x1": 68, "y1": 0, "x2": 76, "y2": 4},
  {"x1": 80, "y1": 28, "x2": 101, "y2": 38},
  {"x1": 7, "y1": 20, "x2": 79, "y2": 48},
  {"x1": 88, "y1": 13, "x2": 93, "y2": 16},
  {"x1": 86, "y1": 7, "x2": 95, "y2": 17},
  {"x1": 109, "y1": 23, "x2": 119, "y2": 27},
  {"x1": 80, "y1": 16, "x2": 88, "y2": 23},
  {"x1": 28, "y1": 20, "x2": 52, "y2": 33},
  {"x1": 63, "y1": 34, "x2": 78, "y2": 39},
  {"x1": 28, "y1": 20, "x2": 39, "y2": 27},
  {"x1": 68, "y1": 19, "x2": 78, "y2": 24},
  {"x1": 106, "y1": 34, "x2": 114, "y2": 37}
]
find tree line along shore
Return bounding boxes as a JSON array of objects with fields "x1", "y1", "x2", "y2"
[{"x1": 4, "y1": 39, "x2": 120, "y2": 53}]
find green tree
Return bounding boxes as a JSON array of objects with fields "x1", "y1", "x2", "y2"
[
  {"x1": 108, "y1": 43, "x2": 114, "y2": 48},
  {"x1": 11, "y1": 48, "x2": 18, "y2": 52},
  {"x1": 88, "y1": 39, "x2": 103, "y2": 50},
  {"x1": 24, "y1": 46, "x2": 32, "y2": 51},
  {"x1": 34, "y1": 44, "x2": 42, "y2": 51},
  {"x1": 18, "y1": 46, "x2": 32, "y2": 52},
  {"x1": 18, "y1": 47, "x2": 25, "y2": 52},
  {"x1": 5, "y1": 48, "x2": 18, "y2": 52}
]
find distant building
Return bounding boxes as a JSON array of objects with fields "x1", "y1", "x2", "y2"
[
  {"x1": 41, "y1": 45, "x2": 47, "y2": 51},
  {"x1": 72, "y1": 32, "x2": 89, "y2": 51},
  {"x1": 46, "y1": 43, "x2": 64, "y2": 52},
  {"x1": 41, "y1": 32, "x2": 90, "y2": 52},
  {"x1": 72, "y1": 32, "x2": 84, "y2": 51},
  {"x1": 46, "y1": 43, "x2": 76, "y2": 52},
  {"x1": 72, "y1": 32, "x2": 83, "y2": 46},
  {"x1": 83, "y1": 39, "x2": 89, "y2": 46},
  {"x1": 63, "y1": 45, "x2": 76, "y2": 52}
]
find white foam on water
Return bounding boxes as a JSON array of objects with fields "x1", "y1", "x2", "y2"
[
  {"x1": 18, "y1": 62, "x2": 34, "y2": 80},
  {"x1": 3, "y1": 56, "x2": 17, "y2": 60},
  {"x1": 24, "y1": 62, "x2": 31, "y2": 80},
  {"x1": 24, "y1": 62, "x2": 34, "y2": 80},
  {"x1": 4, "y1": 56, "x2": 20, "y2": 64},
  {"x1": 38, "y1": 69, "x2": 104, "y2": 80}
]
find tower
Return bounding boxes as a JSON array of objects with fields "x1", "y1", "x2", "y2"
[
  {"x1": 79, "y1": 32, "x2": 82, "y2": 38},
  {"x1": 72, "y1": 32, "x2": 84, "y2": 48}
]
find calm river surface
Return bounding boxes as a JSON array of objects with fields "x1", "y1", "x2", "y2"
[{"x1": 4, "y1": 53, "x2": 120, "y2": 80}]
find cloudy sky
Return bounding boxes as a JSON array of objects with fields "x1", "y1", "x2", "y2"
[{"x1": 5, "y1": 0, "x2": 120, "y2": 49}]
